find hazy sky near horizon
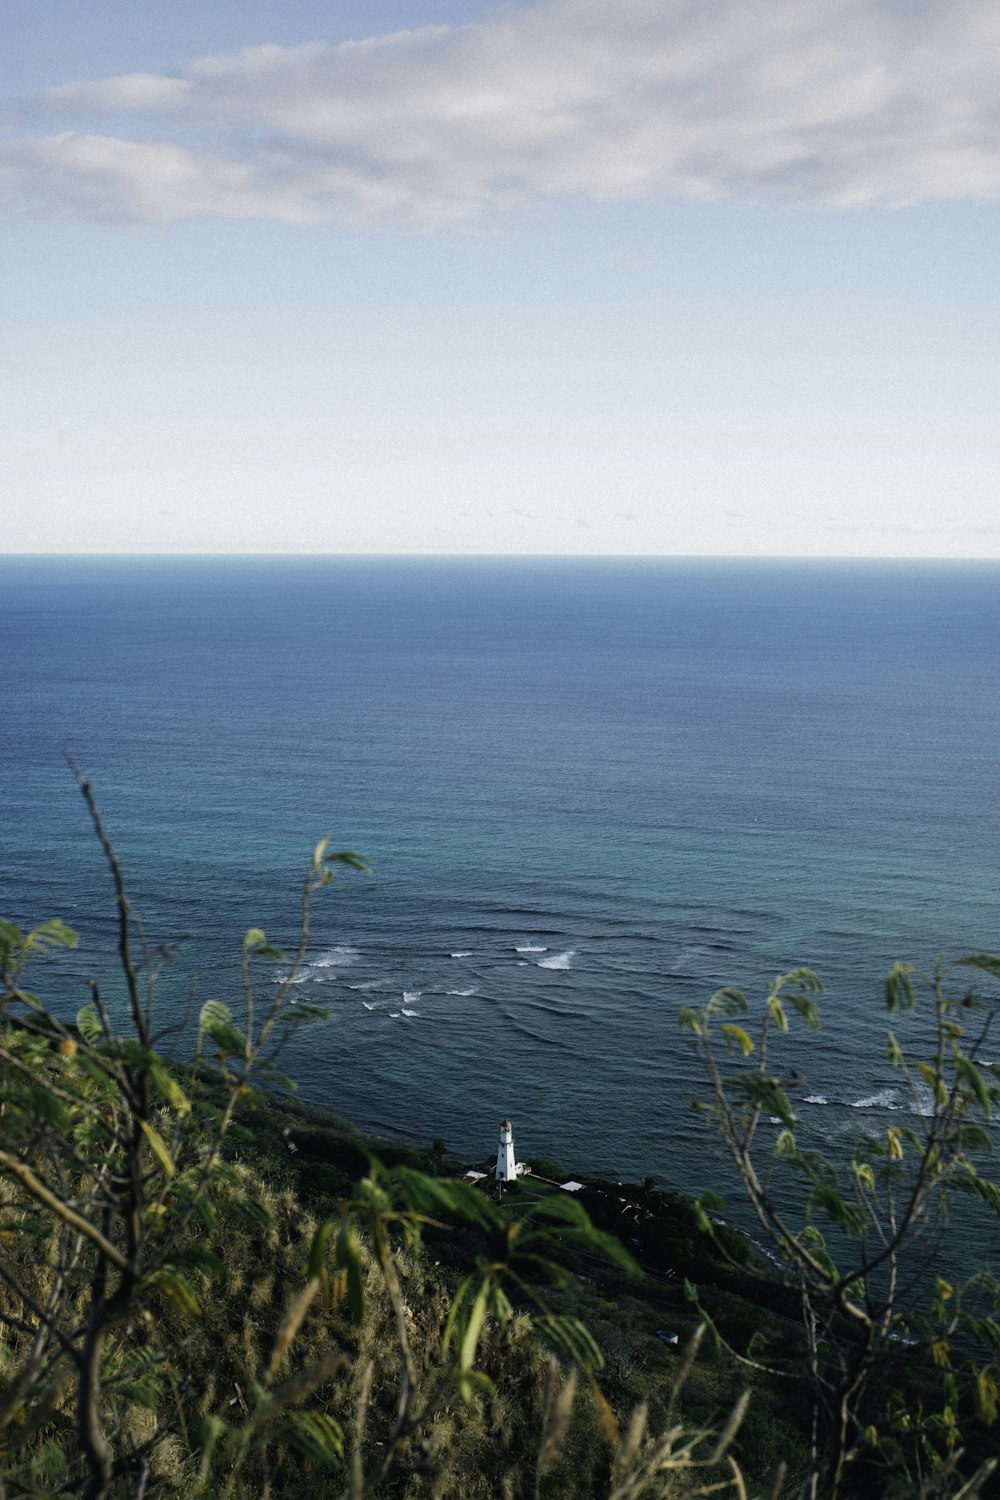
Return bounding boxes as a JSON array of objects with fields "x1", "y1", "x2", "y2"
[{"x1": 4, "y1": 0, "x2": 1000, "y2": 556}]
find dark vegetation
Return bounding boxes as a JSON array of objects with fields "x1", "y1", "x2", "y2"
[{"x1": 1, "y1": 769, "x2": 999, "y2": 1497}]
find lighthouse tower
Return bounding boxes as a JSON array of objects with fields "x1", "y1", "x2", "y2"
[{"x1": 495, "y1": 1119, "x2": 516, "y2": 1183}]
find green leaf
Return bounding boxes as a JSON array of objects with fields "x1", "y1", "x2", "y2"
[
  {"x1": 809, "y1": 1181, "x2": 867, "y2": 1235},
  {"x1": 140, "y1": 1119, "x2": 176, "y2": 1178},
  {"x1": 956, "y1": 954, "x2": 1000, "y2": 984},
  {"x1": 955, "y1": 1170, "x2": 1000, "y2": 1218},
  {"x1": 885, "y1": 1030, "x2": 903, "y2": 1069},
  {"x1": 523, "y1": 1193, "x2": 592, "y2": 1230},
  {"x1": 335, "y1": 1224, "x2": 364, "y2": 1323},
  {"x1": 312, "y1": 838, "x2": 371, "y2": 879},
  {"x1": 198, "y1": 998, "x2": 230, "y2": 1035},
  {"x1": 775, "y1": 968, "x2": 823, "y2": 1027},
  {"x1": 514, "y1": 1252, "x2": 578, "y2": 1291},
  {"x1": 243, "y1": 927, "x2": 285, "y2": 962},
  {"x1": 534, "y1": 1315, "x2": 604, "y2": 1371},
  {"x1": 280, "y1": 1003, "x2": 331, "y2": 1027},
  {"x1": 677, "y1": 1007, "x2": 702, "y2": 1037},
  {"x1": 197, "y1": 1415, "x2": 229, "y2": 1483},
  {"x1": 786, "y1": 1149, "x2": 837, "y2": 1185},
  {"x1": 76, "y1": 1004, "x2": 104, "y2": 1044},
  {"x1": 767, "y1": 994, "x2": 789, "y2": 1032},
  {"x1": 308, "y1": 1218, "x2": 336, "y2": 1280},
  {"x1": 491, "y1": 1284, "x2": 513, "y2": 1322},
  {"x1": 391, "y1": 1166, "x2": 503, "y2": 1230},
  {"x1": 721, "y1": 1024, "x2": 754, "y2": 1057},
  {"x1": 0, "y1": 920, "x2": 25, "y2": 957},
  {"x1": 730, "y1": 1073, "x2": 795, "y2": 1127},
  {"x1": 197, "y1": 1000, "x2": 246, "y2": 1057},
  {"x1": 23, "y1": 919, "x2": 79, "y2": 957},
  {"x1": 173, "y1": 1244, "x2": 227, "y2": 1278},
  {"x1": 460, "y1": 1278, "x2": 490, "y2": 1373},
  {"x1": 976, "y1": 1368, "x2": 999, "y2": 1425},
  {"x1": 277, "y1": 1410, "x2": 344, "y2": 1465},
  {"x1": 221, "y1": 1194, "x2": 273, "y2": 1230},
  {"x1": 254, "y1": 1061, "x2": 298, "y2": 1091},
  {"x1": 149, "y1": 1063, "x2": 190, "y2": 1116},
  {"x1": 706, "y1": 987, "x2": 748, "y2": 1018},
  {"x1": 520, "y1": 1193, "x2": 643, "y2": 1275},
  {"x1": 693, "y1": 1191, "x2": 724, "y2": 1235},
  {"x1": 885, "y1": 962, "x2": 917, "y2": 1012},
  {"x1": 915, "y1": 1061, "x2": 948, "y2": 1108},
  {"x1": 323, "y1": 849, "x2": 371, "y2": 873},
  {"x1": 956, "y1": 1123, "x2": 993, "y2": 1154},
  {"x1": 147, "y1": 1266, "x2": 200, "y2": 1317},
  {"x1": 7, "y1": 1085, "x2": 71, "y2": 1131},
  {"x1": 458, "y1": 1369, "x2": 496, "y2": 1402},
  {"x1": 956, "y1": 1054, "x2": 992, "y2": 1118},
  {"x1": 795, "y1": 1225, "x2": 836, "y2": 1277},
  {"x1": 442, "y1": 1275, "x2": 474, "y2": 1359}
]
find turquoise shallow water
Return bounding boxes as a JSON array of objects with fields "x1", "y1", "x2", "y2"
[{"x1": 2, "y1": 556, "x2": 998, "y2": 1204}]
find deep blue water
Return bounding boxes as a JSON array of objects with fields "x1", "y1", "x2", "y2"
[{"x1": 2, "y1": 556, "x2": 998, "y2": 1208}]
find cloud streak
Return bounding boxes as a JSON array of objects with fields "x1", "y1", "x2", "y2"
[{"x1": 5, "y1": 0, "x2": 1000, "y2": 224}]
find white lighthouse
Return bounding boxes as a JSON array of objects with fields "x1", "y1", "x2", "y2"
[{"x1": 495, "y1": 1118, "x2": 516, "y2": 1183}]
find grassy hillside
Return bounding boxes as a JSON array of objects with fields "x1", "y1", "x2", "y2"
[{"x1": 3, "y1": 782, "x2": 999, "y2": 1497}]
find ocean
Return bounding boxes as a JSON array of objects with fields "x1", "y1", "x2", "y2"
[{"x1": 2, "y1": 556, "x2": 998, "y2": 1211}]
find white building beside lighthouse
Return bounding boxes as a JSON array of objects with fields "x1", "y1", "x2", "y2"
[{"x1": 495, "y1": 1118, "x2": 517, "y2": 1183}]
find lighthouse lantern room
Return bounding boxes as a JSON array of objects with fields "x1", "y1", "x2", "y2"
[{"x1": 495, "y1": 1118, "x2": 516, "y2": 1183}]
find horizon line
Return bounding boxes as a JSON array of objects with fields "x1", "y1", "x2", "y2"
[{"x1": 3, "y1": 551, "x2": 999, "y2": 565}]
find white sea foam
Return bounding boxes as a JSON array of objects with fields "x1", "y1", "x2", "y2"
[
  {"x1": 389, "y1": 1011, "x2": 401, "y2": 1018},
  {"x1": 850, "y1": 1089, "x2": 901, "y2": 1110},
  {"x1": 279, "y1": 944, "x2": 359, "y2": 985},
  {"x1": 450, "y1": 951, "x2": 473, "y2": 958},
  {"x1": 516, "y1": 945, "x2": 547, "y2": 953},
  {"x1": 310, "y1": 946, "x2": 359, "y2": 969},
  {"x1": 803, "y1": 1094, "x2": 829, "y2": 1106},
  {"x1": 401, "y1": 1008, "x2": 420, "y2": 1017},
  {"x1": 402, "y1": 990, "x2": 421, "y2": 1004},
  {"x1": 538, "y1": 949, "x2": 574, "y2": 970},
  {"x1": 446, "y1": 988, "x2": 477, "y2": 997},
  {"x1": 910, "y1": 1084, "x2": 935, "y2": 1118},
  {"x1": 349, "y1": 981, "x2": 384, "y2": 992},
  {"x1": 362, "y1": 1001, "x2": 377, "y2": 1011}
]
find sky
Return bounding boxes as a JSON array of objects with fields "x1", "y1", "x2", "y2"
[{"x1": 3, "y1": 0, "x2": 1000, "y2": 557}]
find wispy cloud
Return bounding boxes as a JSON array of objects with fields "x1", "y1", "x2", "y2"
[{"x1": 5, "y1": 0, "x2": 1000, "y2": 224}]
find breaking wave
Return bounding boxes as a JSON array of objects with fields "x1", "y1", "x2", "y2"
[
  {"x1": 801, "y1": 1088, "x2": 903, "y2": 1111},
  {"x1": 309, "y1": 946, "x2": 359, "y2": 968},
  {"x1": 850, "y1": 1089, "x2": 901, "y2": 1110},
  {"x1": 538, "y1": 950, "x2": 574, "y2": 970},
  {"x1": 278, "y1": 945, "x2": 359, "y2": 985}
]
